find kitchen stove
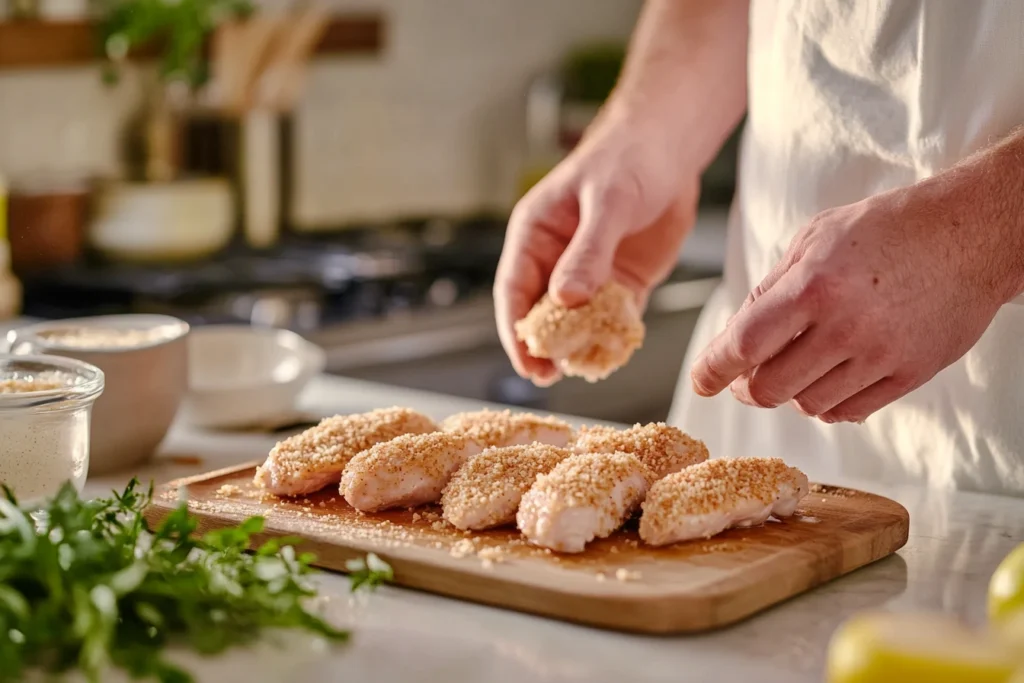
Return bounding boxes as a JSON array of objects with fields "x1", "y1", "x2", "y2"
[{"x1": 19, "y1": 215, "x2": 509, "y2": 329}]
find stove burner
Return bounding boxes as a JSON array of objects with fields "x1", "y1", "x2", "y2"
[{"x1": 20, "y1": 217, "x2": 508, "y2": 330}]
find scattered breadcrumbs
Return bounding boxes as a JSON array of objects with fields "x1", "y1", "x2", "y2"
[
  {"x1": 253, "y1": 407, "x2": 437, "y2": 495},
  {"x1": 450, "y1": 539, "x2": 476, "y2": 559},
  {"x1": 431, "y1": 520, "x2": 447, "y2": 532},
  {"x1": 440, "y1": 408, "x2": 575, "y2": 449},
  {"x1": 440, "y1": 444, "x2": 571, "y2": 530},
  {"x1": 215, "y1": 484, "x2": 241, "y2": 497},
  {"x1": 615, "y1": 569, "x2": 641, "y2": 582},
  {"x1": 574, "y1": 423, "x2": 708, "y2": 478},
  {"x1": 412, "y1": 512, "x2": 422, "y2": 522},
  {"x1": 476, "y1": 547, "x2": 506, "y2": 563},
  {"x1": 513, "y1": 280, "x2": 645, "y2": 383}
]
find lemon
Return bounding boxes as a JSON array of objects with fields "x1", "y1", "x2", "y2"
[
  {"x1": 826, "y1": 612, "x2": 1017, "y2": 683},
  {"x1": 993, "y1": 610, "x2": 1024, "y2": 663},
  {"x1": 990, "y1": 543, "x2": 1024, "y2": 624}
]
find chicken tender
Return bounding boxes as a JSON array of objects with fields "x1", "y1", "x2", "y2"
[
  {"x1": 513, "y1": 281, "x2": 645, "y2": 383},
  {"x1": 573, "y1": 422, "x2": 709, "y2": 478},
  {"x1": 639, "y1": 457, "x2": 809, "y2": 546},
  {"x1": 516, "y1": 451, "x2": 654, "y2": 553},
  {"x1": 441, "y1": 408, "x2": 574, "y2": 450},
  {"x1": 254, "y1": 407, "x2": 437, "y2": 496},
  {"x1": 441, "y1": 444, "x2": 572, "y2": 530},
  {"x1": 340, "y1": 432, "x2": 480, "y2": 512}
]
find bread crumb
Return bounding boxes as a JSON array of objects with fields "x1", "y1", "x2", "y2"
[
  {"x1": 595, "y1": 572, "x2": 606, "y2": 582},
  {"x1": 615, "y1": 568, "x2": 641, "y2": 582},
  {"x1": 450, "y1": 539, "x2": 476, "y2": 559},
  {"x1": 412, "y1": 512, "x2": 422, "y2": 522},
  {"x1": 215, "y1": 484, "x2": 241, "y2": 497},
  {"x1": 477, "y1": 547, "x2": 505, "y2": 562},
  {"x1": 431, "y1": 520, "x2": 447, "y2": 532}
]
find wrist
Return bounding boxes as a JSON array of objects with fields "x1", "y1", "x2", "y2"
[{"x1": 915, "y1": 132, "x2": 1024, "y2": 305}]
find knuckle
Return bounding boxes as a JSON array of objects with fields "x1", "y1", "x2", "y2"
[
  {"x1": 730, "y1": 324, "x2": 761, "y2": 362},
  {"x1": 793, "y1": 394, "x2": 825, "y2": 416},
  {"x1": 793, "y1": 270, "x2": 840, "y2": 312},
  {"x1": 746, "y1": 375, "x2": 781, "y2": 408}
]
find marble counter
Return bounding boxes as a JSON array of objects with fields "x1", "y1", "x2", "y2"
[{"x1": 84, "y1": 375, "x2": 1024, "y2": 683}]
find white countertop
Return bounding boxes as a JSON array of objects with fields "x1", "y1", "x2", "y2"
[{"x1": 83, "y1": 375, "x2": 1024, "y2": 683}]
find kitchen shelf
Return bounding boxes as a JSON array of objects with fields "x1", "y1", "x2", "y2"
[{"x1": 0, "y1": 15, "x2": 383, "y2": 70}]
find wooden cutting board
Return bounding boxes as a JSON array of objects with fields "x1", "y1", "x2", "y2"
[{"x1": 144, "y1": 462, "x2": 910, "y2": 635}]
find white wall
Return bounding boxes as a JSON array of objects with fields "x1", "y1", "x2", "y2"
[{"x1": 0, "y1": 0, "x2": 640, "y2": 227}]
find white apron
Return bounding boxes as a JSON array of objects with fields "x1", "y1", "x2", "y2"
[{"x1": 669, "y1": 0, "x2": 1024, "y2": 496}]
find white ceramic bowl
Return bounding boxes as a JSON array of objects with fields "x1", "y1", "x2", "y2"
[
  {"x1": 88, "y1": 179, "x2": 234, "y2": 262},
  {"x1": 181, "y1": 325, "x2": 325, "y2": 429}
]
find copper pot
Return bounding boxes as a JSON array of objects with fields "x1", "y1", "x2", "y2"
[{"x1": 7, "y1": 175, "x2": 91, "y2": 276}]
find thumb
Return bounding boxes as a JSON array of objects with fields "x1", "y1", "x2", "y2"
[{"x1": 548, "y1": 185, "x2": 630, "y2": 307}]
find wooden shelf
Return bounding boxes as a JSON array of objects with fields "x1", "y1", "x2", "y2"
[{"x1": 0, "y1": 15, "x2": 383, "y2": 69}]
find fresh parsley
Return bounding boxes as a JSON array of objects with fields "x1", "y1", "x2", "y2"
[
  {"x1": 0, "y1": 479, "x2": 388, "y2": 683},
  {"x1": 345, "y1": 553, "x2": 394, "y2": 593}
]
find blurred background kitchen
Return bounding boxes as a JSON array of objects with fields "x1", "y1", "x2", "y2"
[{"x1": 0, "y1": 0, "x2": 736, "y2": 425}]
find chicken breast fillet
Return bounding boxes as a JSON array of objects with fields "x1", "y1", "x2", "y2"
[
  {"x1": 516, "y1": 451, "x2": 654, "y2": 553},
  {"x1": 340, "y1": 432, "x2": 481, "y2": 512},
  {"x1": 254, "y1": 407, "x2": 437, "y2": 496},
  {"x1": 639, "y1": 457, "x2": 810, "y2": 546},
  {"x1": 513, "y1": 281, "x2": 645, "y2": 383},
  {"x1": 440, "y1": 408, "x2": 575, "y2": 450},
  {"x1": 573, "y1": 422, "x2": 709, "y2": 479},
  {"x1": 441, "y1": 444, "x2": 572, "y2": 530}
]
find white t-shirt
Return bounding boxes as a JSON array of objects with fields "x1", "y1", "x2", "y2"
[{"x1": 669, "y1": 0, "x2": 1024, "y2": 496}]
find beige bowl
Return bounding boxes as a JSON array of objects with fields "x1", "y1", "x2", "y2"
[{"x1": 6, "y1": 314, "x2": 189, "y2": 475}]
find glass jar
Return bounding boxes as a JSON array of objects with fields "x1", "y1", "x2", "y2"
[{"x1": 0, "y1": 354, "x2": 104, "y2": 503}]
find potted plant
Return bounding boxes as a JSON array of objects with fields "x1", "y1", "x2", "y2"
[{"x1": 95, "y1": 0, "x2": 253, "y2": 89}]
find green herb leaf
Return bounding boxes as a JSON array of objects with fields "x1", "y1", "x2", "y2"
[
  {"x1": 345, "y1": 553, "x2": 394, "y2": 593},
  {"x1": 0, "y1": 479, "x2": 350, "y2": 682}
]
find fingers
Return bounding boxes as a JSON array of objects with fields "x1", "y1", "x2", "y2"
[
  {"x1": 548, "y1": 184, "x2": 629, "y2": 307},
  {"x1": 690, "y1": 271, "x2": 814, "y2": 397},
  {"x1": 494, "y1": 203, "x2": 563, "y2": 385},
  {"x1": 729, "y1": 326, "x2": 849, "y2": 408},
  {"x1": 493, "y1": 277, "x2": 560, "y2": 385},
  {"x1": 790, "y1": 359, "x2": 890, "y2": 417},
  {"x1": 819, "y1": 375, "x2": 918, "y2": 424}
]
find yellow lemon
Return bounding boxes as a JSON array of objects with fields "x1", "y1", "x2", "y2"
[
  {"x1": 990, "y1": 543, "x2": 1024, "y2": 624},
  {"x1": 827, "y1": 612, "x2": 1016, "y2": 683}
]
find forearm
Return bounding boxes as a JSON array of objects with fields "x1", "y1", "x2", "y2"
[
  {"x1": 603, "y1": 0, "x2": 750, "y2": 173},
  {"x1": 909, "y1": 126, "x2": 1024, "y2": 305}
]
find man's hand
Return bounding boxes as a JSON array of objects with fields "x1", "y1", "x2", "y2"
[
  {"x1": 494, "y1": 0, "x2": 749, "y2": 386},
  {"x1": 690, "y1": 134, "x2": 1024, "y2": 423},
  {"x1": 494, "y1": 115, "x2": 700, "y2": 386}
]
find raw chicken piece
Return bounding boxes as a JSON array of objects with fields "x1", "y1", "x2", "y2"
[
  {"x1": 254, "y1": 407, "x2": 437, "y2": 496},
  {"x1": 441, "y1": 408, "x2": 574, "y2": 450},
  {"x1": 441, "y1": 444, "x2": 572, "y2": 530},
  {"x1": 639, "y1": 457, "x2": 810, "y2": 546},
  {"x1": 516, "y1": 451, "x2": 654, "y2": 553},
  {"x1": 513, "y1": 281, "x2": 645, "y2": 383},
  {"x1": 573, "y1": 422, "x2": 709, "y2": 478},
  {"x1": 340, "y1": 432, "x2": 481, "y2": 512}
]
